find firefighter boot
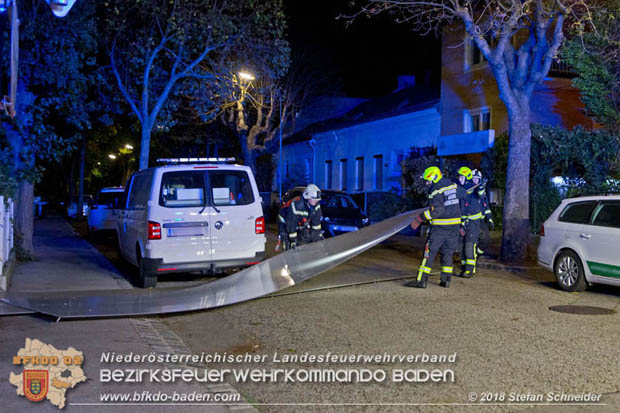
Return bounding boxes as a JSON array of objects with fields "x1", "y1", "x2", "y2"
[
  {"x1": 408, "y1": 275, "x2": 428, "y2": 289},
  {"x1": 440, "y1": 274, "x2": 451, "y2": 288}
]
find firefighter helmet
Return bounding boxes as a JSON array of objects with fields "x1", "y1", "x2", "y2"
[
  {"x1": 472, "y1": 169, "x2": 482, "y2": 180},
  {"x1": 303, "y1": 184, "x2": 322, "y2": 200},
  {"x1": 422, "y1": 166, "x2": 442, "y2": 183},
  {"x1": 457, "y1": 166, "x2": 473, "y2": 180}
]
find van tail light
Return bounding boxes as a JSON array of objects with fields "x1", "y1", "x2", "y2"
[
  {"x1": 148, "y1": 221, "x2": 162, "y2": 240},
  {"x1": 255, "y1": 217, "x2": 265, "y2": 234},
  {"x1": 539, "y1": 224, "x2": 545, "y2": 237}
]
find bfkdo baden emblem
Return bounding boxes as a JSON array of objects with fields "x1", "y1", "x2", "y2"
[{"x1": 23, "y1": 370, "x2": 49, "y2": 402}]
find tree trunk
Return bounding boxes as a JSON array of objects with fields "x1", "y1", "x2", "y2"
[
  {"x1": 139, "y1": 123, "x2": 153, "y2": 170},
  {"x1": 239, "y1": 130, "x2": 256, "y2": 172},
  {"x1": 15, "y1": 180, "x2": 35, "y2": 256},
  {"x1": 77, "y1": 139, "x2": 86, "y2": 220},
  {"x1": 500, "y1": 96, "x2": 532, "y2": 263}
]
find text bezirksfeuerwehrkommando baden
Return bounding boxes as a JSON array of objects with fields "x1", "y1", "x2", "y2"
[{"x1": 100, "y1": 351, "x2": 457, "y2": 365}]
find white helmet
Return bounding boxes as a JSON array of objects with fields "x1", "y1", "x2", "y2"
[
  {"x1": 303, "y1": 184, "x2": 321, "y2": 200},
  {"x1": 472, "y1": 169, "x2": 482, "y2": 180}
]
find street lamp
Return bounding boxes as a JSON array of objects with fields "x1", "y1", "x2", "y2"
[
  {"x1": 108, "y1": 154, "x2": 116, "y2": 160},
  {"x1": 238, "y1": 71, "x2": 255, "y2": 81},
  {"x1": 125, "y1": 144, "x2": 134, "y2": 150}
]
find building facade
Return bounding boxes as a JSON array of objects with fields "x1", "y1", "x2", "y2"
[
  {"x1": 439, "y1": 25, "x2": 594, "y2": 157},
  {"x1": 281, "y1": 98, "x2": 440, "y2": 194}
]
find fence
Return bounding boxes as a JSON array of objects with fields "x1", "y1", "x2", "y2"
[{"x1": 0, "y1": 196, "x2": 15, "y2": 277}]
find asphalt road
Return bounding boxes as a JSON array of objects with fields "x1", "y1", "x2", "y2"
[
  {"x1": 157, "y1": 236, "x2": 620, "y2": 412},
  {"x1": 3, "y1": 217, "x2": 619, "y2": 412}
]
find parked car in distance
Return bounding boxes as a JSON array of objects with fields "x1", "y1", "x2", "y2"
[
  {"x1": 350, "y1": 191, "x2": 412, "y2": 223},
  {"x1": 66, "y1": 195, "x2": 93, "y2": 218},
  {"x1": 116, "y1": 158, "x2": 266, "y2": 288},
  {"x1": 87, "y1": 187, "x2": 124, "y2": 233},
  {"x1": 282, "y1": 187, "x2": 369, "y2": 238},
  {"x1": 537, "y1": 194, "x2": 620, "y2": 291}
]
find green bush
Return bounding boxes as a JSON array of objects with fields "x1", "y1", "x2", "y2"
[{"x1": 482, "y1": 124, "x2": 620, "y2": 232}]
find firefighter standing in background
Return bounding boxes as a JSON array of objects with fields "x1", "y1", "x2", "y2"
[
  {"x1": 409, "y1": 166, "x2": 467, "y2": 288},
  {"x1": 276, "y1": 194, "x2": 301, "y2": 251},
  {"x1": 471, "y1": 169, "x2": 494, "y2": 269},
  {"x1": 284, "y1": 184, "x2": 323, "y2": 249},
  {"x1": 456, "y1": 167, "x2": 494, "y2": 277},
  {"x1": 456, "y1": 166, "x2": 478, "y2": 277}
]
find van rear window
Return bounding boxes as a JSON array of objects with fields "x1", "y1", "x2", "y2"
[
  {"x1": 160, "y1": 171, "x2": 206, "y2": 207},
  {"x1": 208, "y1": 171, "x2": 254, "y2": 206}
]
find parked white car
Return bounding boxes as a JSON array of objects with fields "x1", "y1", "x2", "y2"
[
  {"x1": 537, "y1": 194, "x2": 620, "y2": 291},
  {"x1": 116, "y1": 159, "x2": 266, "y2": 288},
  {"x1": 87, "y1": 187, "x2": 124, "y2": 233}
]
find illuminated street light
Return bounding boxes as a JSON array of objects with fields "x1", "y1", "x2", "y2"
[
  {"x1": 125, "y1": 144, "x2": 134, "y2": 150},
  {"x1": 108, "y1": 154, "x2": 117, "y2": 160},
  {"x1": 238, "y1": 71, "x2": 255, "y2": 81}
]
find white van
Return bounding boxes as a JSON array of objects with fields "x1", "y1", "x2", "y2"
[{"x1": 116, "y1": 159, "x2": 266, "y2": 287}]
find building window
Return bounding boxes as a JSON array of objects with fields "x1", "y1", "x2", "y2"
[
  {"x1": 465, "y1": 35, "x2": 494, "y2": 71},
  {"x1": 325, "y1": 160, "x2": 332, "y2": 189},
  {"x1": 373, "y1": 155, "x2": 383, "y2": 190},
  {"x1": 464, "y1": 107, "x2": 491, "y2": 133},
  {"x1": 339, "y1": 159, "x2": 347, "y2": 191},
  {"x1": 355, "y1": 157, "x2": 364, "y2": 191}
]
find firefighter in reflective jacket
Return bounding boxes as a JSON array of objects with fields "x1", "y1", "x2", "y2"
[
  {"x1": 456, "y1": 167, "x2": 477, "y2": 277},
  {"x1": 470, "y1": 169, "x2": 493, "y2": 270},
  {"x1": 276, "y1": 195, "x2": 301, "y2": 251},
  {"x1": 409, "y1": 166, "x2": 466, "y2": 288},
  {"x1": 284, "y1": 184, "x2": 323, "y2": 249}
]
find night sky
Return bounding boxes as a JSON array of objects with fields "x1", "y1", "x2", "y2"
[{"x1": 285, "y1": 0, "x2": 442, "y2": 98}]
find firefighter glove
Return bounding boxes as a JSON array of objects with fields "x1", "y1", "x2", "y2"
[
  {"x1": 488, "y1": 219, "x2": 495, "y2": 231},
  {"x1": 410, "y1": 214, "x2": 424, "y2": 230}
]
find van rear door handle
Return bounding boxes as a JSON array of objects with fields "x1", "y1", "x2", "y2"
[{"x1": 579, "y1": 233, "x2": 591, "y2": 239}]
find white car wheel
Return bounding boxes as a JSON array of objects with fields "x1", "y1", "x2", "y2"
[{"x1": 554, "y1": 250, "x2": 586, "y2": 292}]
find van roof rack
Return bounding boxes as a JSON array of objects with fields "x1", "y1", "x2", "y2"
[{"x1": 156, "y1": 157, "x2": 237, "y2": 164}]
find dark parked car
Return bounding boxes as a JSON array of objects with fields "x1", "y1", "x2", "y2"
[{"x1": 281, "y1": 187, "x2": 370, "y2": 237}]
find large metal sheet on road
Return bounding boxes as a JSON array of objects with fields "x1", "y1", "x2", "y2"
[{"x1": 1, "y1": 210, "x2": 422, "y2": 319}]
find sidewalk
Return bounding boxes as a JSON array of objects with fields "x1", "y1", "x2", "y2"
[
  {"x1": 0, "y1": 216, "x2": 253, "y2": 413},
  {"x1": 8, "y1": 216, "x2": 132, "y2": 293}
]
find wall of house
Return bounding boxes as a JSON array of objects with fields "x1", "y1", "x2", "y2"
[
  {"x1": 281, "y1": 107, "x2": 440, "y2": 194},
  {"x1": 440, "y1": 25, "x2": 594, "y2": 139}
]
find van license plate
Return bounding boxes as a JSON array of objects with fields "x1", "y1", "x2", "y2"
[{"x1": 167, "y1": 227, "x2": 205, "y2": 237}]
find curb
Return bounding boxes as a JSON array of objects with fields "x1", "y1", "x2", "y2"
[{"x1": 0, "y1": 250, "x2": 16, "y2": 291}]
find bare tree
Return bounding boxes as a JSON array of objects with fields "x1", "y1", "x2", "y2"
[
  {"x1": 214, "y1": 50, "x2": 325, "y2": 171},
  {"x1": 106, "y1": 0, "x2": 289, "y2": 170},
  {"x1": 349, "y1": 0, "x2": 594, "y2": 261}
]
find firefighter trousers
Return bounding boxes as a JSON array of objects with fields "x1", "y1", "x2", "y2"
[
  {"x1": 417, "y1": 226, "x2": 460, "y2": 284},
  {"x1": 461, "y1": 219, "x2": 481, "y2": 275}
]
